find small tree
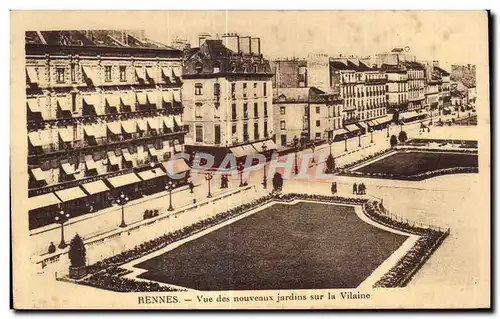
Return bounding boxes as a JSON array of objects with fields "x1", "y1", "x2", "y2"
[
  {"x1": 272, "y1": 172, "x2": 283, "y2": 191},
  {"x1": 325, "y1": 154, "x2": 336, "y2": 173},
  {"x1": 68, "y1": 233, "x2": 86, "y2": 267},
  {"x1": 398, "y1": 130, "x2": 408, "y2": 143},
  {"x1": 390, "y1": 135, "x2": 398, "y2": 148}
]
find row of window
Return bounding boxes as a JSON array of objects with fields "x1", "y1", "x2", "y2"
[
  {"x1": 342, "y1": 85, "x2": 386, "y2": 98},
  {"x1": 194, "y1": 122, "x2": 269, "y2": 144},
  {"x1": 231, "y1": 102, "x2": 269, "y2": 120}
]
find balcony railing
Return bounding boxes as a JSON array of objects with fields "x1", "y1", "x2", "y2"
[{"x1": 28, "y1": 126, "x2": 188, "y2": 157}]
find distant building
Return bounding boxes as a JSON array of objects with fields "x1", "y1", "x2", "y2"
[
  {"x1": 307, "y1": 53, "x2": 331, "y2": 92},
  {"x1": 270, "y1": 58, "x2": 307, "y2": 89},
  {"x1": 450, "y1": 64, "x2": 476, "y2": 88},
  {"x1": 273, "y1": 87, "x2": 343, "y2": 148},
  {"x1": 182, "y1": 33, "x2": 276, "y2": 166},
  {"x1": 25, "y1": 30, "x2": 189, "y2": 230}
]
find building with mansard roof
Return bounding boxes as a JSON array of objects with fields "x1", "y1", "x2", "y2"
[
  {"x1": 25, "y1": 30, "x2": 190, "y2": 230},
  {"x1": 182, "y1": 33, "x2": 276, "y2": 167}
]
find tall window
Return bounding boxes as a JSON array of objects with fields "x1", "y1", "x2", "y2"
[
  {"x1": 119, "y1": 66, "x2": 127, "y2": 82},
  {"x1": 243, "y1": 123, "x2": 249, "y2": 142},
  {"x1": 243, "y1": 103, "x2": 248, "y2": 119},
  {"x1": 253, "y1": 83, "x2": 258, "y2": 97},
  {"x1": 56, "y1": 68, "x2": 65, "y2": 83},
  {"x1": 214, "y1": 125, "x2": 221, "y2": 144},
  {"x1": 232, "y1": 103, "x2": 237, "y2": 120},
  {"x1": 195, "y1": 83, "x2": 203, "y2": 95},
  {"x1": 195, "y1": 125, "x2": 203, "y2": 142},
  {"x1": 263, "y1": 83, "x2": 267, "y2": 97},
  {"x1": 264, "y1": 121, "x2": 268, "y2": 137},
  {"x1": 231, "y1": 83, "x2": 236, "y2": 99},
  {"x1": 280, "y1": 106, "x2": 286, "y2": 115},
  {"x1": 214, "y1": 83, "x2": 220, "y2": 97},
  {"x1": 316, "y1": 120, "x2": 320, "y2": 127},
  {"x1": 243, "y1": 83, "x2": 247, "y2": 98},
  {"x1": 264, "y1": 102, "x2": 268, "y2": 117},
  {"x1": 232, "y1": 124, "x2": 237, "y2": 136},
  {"x1": 71, "y1": 93, "x2": 77, "y2": 112},
  {"x1": 70, "y1": 63, "x2": 76, "y2": 83},
  {"x1": 105, "y1": 66, "x2": 112, "y2": 82},
  {"x1": 195, "y1": 103, "x2": 202, "y2": 118},
  {"x1": 254, "y1": 103, "x2": 258, "y2": 118},
  {"x1": 254, "y1": 123, "x2": 259, "y2": 140},
  {"x1": 280, "y1": 120, "x2": 286, "y2": 130},
  {"x1": 214, "y1": 103, "x2": 220, "y2": 119},
  {"x1": 316, "y1": 106, "x2": 320, "y2": 114}
]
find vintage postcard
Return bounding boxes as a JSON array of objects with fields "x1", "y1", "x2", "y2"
[{"x1": 11, "y1": 10, "x2": 490, "y2": 309}]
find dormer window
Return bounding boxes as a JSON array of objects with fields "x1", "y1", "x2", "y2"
[
  {"x1": 243, "y1": 64, "x2": 248, "y2": 73},
  {"x1": 195, "y1": 62, "x2": 203, "y2": 74},
  {"x1": 230, "y1": 63, "x2": 236, "y2": 73},
  {"x1": 253, "y1": 64, "x2": 258, "y2": 73},
  {"x1": 213, "y1": 62, "x2": 220, "y2": 73}
]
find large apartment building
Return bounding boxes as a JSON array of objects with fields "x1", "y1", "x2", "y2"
[
  {"x1": 182, "y1": 33, "x2": 276, "y2": 166},
  {"x1": 25, "y1": 30, "x2": 190, "y2": 229},
  {"x1": 270, "y1": 58, "x2": 307, "y2": 89}
]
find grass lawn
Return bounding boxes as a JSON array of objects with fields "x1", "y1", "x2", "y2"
[
  {"x1": 355, "y1": 151, "x2": 478, "y2": 176},
  {"x1": 134, "y1": 202, "x2": 407, "y2": 291}
]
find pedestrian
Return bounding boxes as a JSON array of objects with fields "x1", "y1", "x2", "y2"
[
  {"x1": 428, "y1": 127, "x2": 430, "y2": 133},
  {"x1": 362, "y1": 183, "x2": 367, "y2": 195},
  {"x1": 189, "y1": 181, "x2": 195, "y2": 193},
  {"x1": 353, "y1": 183, "x2": 357, "y2": 195},
  {"x1": 48, "y1": 242, "x2": 56, "y2": 254},
  {"x1": 331, "y1": 182, "x2": 337, "y2": 194}
]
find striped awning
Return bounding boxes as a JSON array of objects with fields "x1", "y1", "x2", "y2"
[
  {"x1": 147, "y1": 118, "x2": 160, "y2": 130},
  {"x1": 107, "y1": 122, "x2": 122, "y2": 135},
  {"x1": 121, "y1": 120, "x2": 137, "y2": 134},
  {"x1": 147, "y1": 92, "x2": 158, "y2": 105},
  {"x1": 136, "y1": 92, "x2": 147, "y2": 105},
  {"x1": 81, "y1": 180, "x2": 109, "y2": 195},
  {"x1": 27, "y1": 99, "x2": 40, "y2": 113},
  {"x1": 57, "y1": 97, "x2": 71, "y2": 111},
  {"x1": 106, "y1": 172, "x2": 141, "y2": 188},
  {"x1": 145, "y1": 68, "x2": 155, "y2": 80},
  {"x1": 135, "y1": 67, "x2": 146, "y2": 81},
  {"x1": 83, "y1": 126, "x2": 105, "y2": 138},
  {"x1": 58, "y1": 127, "x2": 73, "y2": 143},
  {"x1": 161, "y1": 67, "x2": 171, "y2": 79},
  {"x1": 82, "y1": 66, "x2": 97, "y2": 82},
  {"x1": 83, "y1": 95, "x2": 99, "y2": 106},
  {"x1": 29, "y1": 193, "x2": 61, "y2": 211},
  {"x1": 136, "y1": 119, "x2": 147, "y2": 132},
  {"x1": 138, "y1": 168, "x2": 166, "y2": 181},
  {"x1": 357, "y1": 122, "x2": 368, "y2": 129},
  {"x1": 106, "y1": 95, "x2": 121, "y2": 108},
  {"x1": 172, "y1": 90, "x2": 181, "y2": 102},
  {"x1": 162, "y1": 91, "x2": 173, "y2": 103},
  {"x1": 120, "y1": 94, "x2": 133, "y2": 106},
  {"x1": 163, "y1": 117, "x2": 174, "y2": 130},
  {"x1": 174, "y1": 116, "x2": 183, "y2": 127},
  {"x1": 26, "y1": 67, "x2": 39, "y2": 84},
  {"x1": 55, "y1": 186, "x2": 87, "y2": 202}
]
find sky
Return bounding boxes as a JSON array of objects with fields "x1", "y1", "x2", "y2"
[{"x1": 138, "y1": 10, "x2": 488, "y2": 70}]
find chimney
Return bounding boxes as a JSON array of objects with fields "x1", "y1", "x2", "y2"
[
  {"x1": 239, "y1": 36, "x2": 251, "y2": 54},
  {"x1": 251, "y1": 37, "x2": 261, "y2": 55},
  {"x1": 198, "y1": 32, "x2": 211, "y2": 47},
  {"x1": 222, "y1": 33, "x2": 239, "y2": 52}
]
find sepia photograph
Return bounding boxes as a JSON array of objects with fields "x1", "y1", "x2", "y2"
[{"x1": 10, "y1": 10, "x2": 490, "y2": 309}]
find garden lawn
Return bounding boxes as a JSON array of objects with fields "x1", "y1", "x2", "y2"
[
  {"x1": 134, "y1": 202, "x2": 407, "y2": 291},
  {"x1": 355, "y1": 151, "x2": 478, "y2": 176}
]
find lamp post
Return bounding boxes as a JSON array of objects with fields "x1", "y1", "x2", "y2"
[
  {"x1": 237, "y1": 162, "x2": 244, "y2": 187},
  {"x1": 344, "y1": 137, "x2": 348, "y2": 152},
  {"x1": 309, "y1": 143, "x2": 316, "y2": 163},
  {"x1": 328, "y1": 139, "x2": 334, "y2": 157},
  {"x1": 358, "y1": 132, "x2": 362, "y2": 147},
  {"x1": 165, "y1": 180, "x2": 175, "y2": 211},
  {"x1": 261, "y1": 143, "x2": 268, "y2": 189},
  {"x1": 386, "y1": 125, "x2": 390, "y2": 138},
  {"x1": 294, "y1": 145, "x2": 301, "y2": 175},
  {"x1": 205, "y1": 172, "x2": 213, "y2": 198},
  {"x1": 370, "y1": 128, "x2": 374, "y2": 143},
  {"x1": 54, "y1": 209, "x2": 70, "y2": 249},
  {"x1": 115, "y1": 192, "x2": 129, "y2": 228}
]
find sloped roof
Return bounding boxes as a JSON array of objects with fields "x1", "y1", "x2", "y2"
[
  {"x1": 274, "y1": 88, "x2": 311, "y2": 102},
  {"x1": 434, "y1": 66, "x2": 450, "y2": 76}
]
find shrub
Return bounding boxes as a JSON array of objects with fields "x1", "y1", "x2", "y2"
[{"x1": 68, "y1": 234, "x2": 86, "y2": 267}]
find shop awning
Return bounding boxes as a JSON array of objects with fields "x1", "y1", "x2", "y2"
[
  {"x1": 147, "y1": 92, "x2": 158, "y2": 105},
  {"x1": 345, "y1": 124, "x2": 360, "y2": 132},
  {"x1": 372, "y1": 119, "x2": 381, "y2": 125},
  {"x1": 106, "y1": 95, "x2": 121, "y2": 108},
  {"x1": 27, "y1": 99, "x2": 40, "y2": 113},
  {"x1": 121, "y1": 120, "x2": 137, "y2": 134},
  {"x1": 230, "y1": 146, "x2": 246, "y2": 158},
  {"x1": 135, "y1": 67, "x2": 146, "y2": 81},
  {"x1": 107, "y1": 122, "x2": 122, "y2": 135},
  {"x1": 29, "y1": 193, "x2": 61, "y2": 211},
  {"x1": 81, "y1": 180, "x2": 109, "y2": 195},
  {"x1": 366, "y1": 120, "x2": 375, "y2": 127},
  {"x1": 264, "y1": 140, "x2": 278, "y2": 151},
  {"x1": 107, "y1": 151, "x2": 121, "y2": 166},
  {"x1": 334, "y1": 129, "x2": 349, "y2": 137},
  {"x1": 28, "y1": 132, "x2": 41, "y2": 147},
  {"x1": 251, "y1": 141, "x2": 266, "y2": 152},
  {"x1": 136, "y1": 119, "x2": 147, "y2": 132},
  {"x1": 172, "y1": 67, "x2": 181, "y2": 79},
  {"x1": 84, "y1": 126, "x2": 104, "y2": 138},
  {"x1": 400, "y1": 111, "x2": 421, "y2": 120},
  {"x1": 57, "y1": 97, "x2": 71, "y2": 112},
  {"x1": 83, "y1": 95, "x2": 99, "y2": 106},
  {"x1": 357, "y1": 122, "x2": 368, "y2": 129},
  {"x1": 172, "y1": 90, "x2": 181, "y2": 102},
  {"x1": 174, "y1": 116, "x2": 183, "y2": 127},
  {"x1": 30, "y1": 168, "x2": 47, "y2": 182},
  {"x1": 82, "y1": 66, "x2": 97, "y2": 83},
  {"x1": 162, "y1": 158, "x2": 190, "y2": 176},
  {"x1": 120, "y1": 94, "x2": 133, "y2": 106},
  {"x1": 58, "y1": 127, "x2": 73, "y2": 143},
  {"x1": 162, "y1": 91, "x2": 173, "y2": 103},
  {"x1": 26, "y1": 67, "x2": 39, "y2": 84},
  {"x1": 147, "y1": 118, "x2": 160, "y2": 130},
  {"x1": 106, "y1": 172, "x2": 141, "y2": 188},
  {"x1": 122, "y1": 148, "x2": 133, "y2": 163},
  {"x1": 163, "y1": 117, "x2": 174, "y2": 130},
  {"x1": 242, "y1": 144, "x2": 257, "y2": 155},
  {"x1": 138, "y1": 168, "x2": 166, "y2": 181},
  {"x1": 161, "y1": 67, "x2": 171, "y2": 79},
  {"x1": 377, "y1": 116, "x2": 392, "y2": 125},
  {"x1": 147, "y1": 145, "x2": 161, "y2": 157},
  {"x1": 136, "y1": 92, "x2": 147, "y2": 105},
  {"x1": 61, "y1": 163, "x2": 76, "y2": 175},
  {"x1": 55, "y1": 186, "x2": 87, "y2": 202},
  {"x1": 145, "y1": 68, "x2": 155, "y2": 80},
  {"x1": 252, "y1": 140, "x2": 277, "y2": 152},
  {"x1": 85, "y1": 155, "x2": 97, "y2": 170}
]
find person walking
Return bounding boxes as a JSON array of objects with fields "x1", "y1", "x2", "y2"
[
  {"x1": 353, "y1": 183, "x2": 357, "y2": 195},
  {"x1": 331, "y1": 182, "x2": 337, "y2": 195}
]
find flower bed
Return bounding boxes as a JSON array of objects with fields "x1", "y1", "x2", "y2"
[
  {"x1": 341, "y1": 166, "x2": 478, "y2": 181},
  {"x1": 338, "y1": 149, "x2": 394, "y2": 171}
]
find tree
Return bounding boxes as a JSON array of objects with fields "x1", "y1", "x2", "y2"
[
  {"x1": 68, "y1": 233, "x2": 86, "y2": 267},
  {"x1": 398, "y1": 130, "x2": 408, "y2": 143},
  {"x1": 325, "y1": 154, "x2": 336, "y2": 173},
  {"x1": 390, "y1": 135, "x2": 398, "y2": 148},
  {"x1": 272, "y1": 172, "x2": 283, "y2": 191}
]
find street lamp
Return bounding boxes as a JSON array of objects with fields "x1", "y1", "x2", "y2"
[
  {"x1": 205, "y1": 172, "x2": 213, "y2": 198},
  {"x1": 309, "y1": 143, "x2": 316, "y2": 163},
  {"x1": 54, "y1": 209, "x2": 70, "y2": 249},
  {"x1": 237, "y1": 162, "x2": 244, "y2": 187},
  {"x1": 358, "y1": 132, "x2": 362, "y2": 147},
  {"x1": 386, "y1": 125, "x2": 390, "y2": 138},
  {"x1": 370, "y1": 128, "x2": 374, "y2": 143},
  {"x1": 165, "y1": 180, "x2": 175, "y2": 211},
  {"x1": 344, "y1": 136, "x2": 348, "y2": 152},
  {"x1": 262, "y1": 143, "x2": 268, "y2": 189},
  {"x1": 116, "y1": 192, "x2": 129, "y2": 228},
  {"x1": 328, "y1": 139, "x2": 334, "y2": 157},
  {"x1": 294, "y1": 145, "x2": 301, "y2": 175}
]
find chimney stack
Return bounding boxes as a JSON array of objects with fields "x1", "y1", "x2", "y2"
[
  {"x1": 198, "y1": 32, "x2": 211, "y2": 47},
  {"x1": 251, "y1": 37, "x2": 261, "y2": 55},
  {"x1": 239, "y1": 36, "x2": 251, "y2": 54},
  {"x1": 222, "y1": 33, "x2": 240, "y2": 52}
]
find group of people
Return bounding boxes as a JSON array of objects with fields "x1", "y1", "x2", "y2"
[
  {"x1": 353, "y1": 182, "x2": 367, "y2": 195},
  {"x1": 220, "y1": 174, "x2": 230, "y2": 189}
]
